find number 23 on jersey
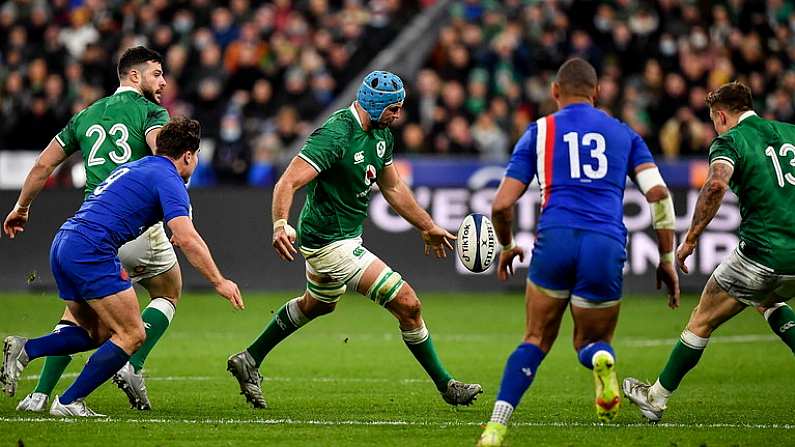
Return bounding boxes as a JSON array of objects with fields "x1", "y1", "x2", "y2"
[{"x1": 86, "y1": 123, "x2": 133, "y2": 167}]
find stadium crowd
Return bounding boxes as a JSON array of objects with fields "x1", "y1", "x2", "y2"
[
  {"x1": 400, "y1": 0, "x2": 795, "y2": 160},
  {"x1": 1, "y1": 0, "x2": 795, "y2": 184},
  {"x1": 0, "y1": 0, "x2": 417, "y2": 183}
]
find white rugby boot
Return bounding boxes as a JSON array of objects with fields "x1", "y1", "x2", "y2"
[
  {"x1": 16, "y1": 392, "x2": 49, "y2": 412},
  {"x1": 112, "y1": 362, "x2": 152, "y2": 410},
  {"x1": 1, "y1": 336, "x2": 29, "y2": 396},
  {"x1": 50, "y1": 396, "x2": 106, "y2": 417},
  {"x1": 622, "y1": 377, "x2": 665, "y2": 422}
]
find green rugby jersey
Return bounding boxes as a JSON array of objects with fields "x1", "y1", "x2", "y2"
[
  {"x1": 296, "y1": 104, "x2": 395, "y2": 249},
  {"x1": 708, "y1": 111, "x2": 795, "y2": 273},
  {"x1": 55, "y1": 86, "x2": 169, "y2": 197}
]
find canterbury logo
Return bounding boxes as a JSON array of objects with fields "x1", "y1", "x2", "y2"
[
  {"x1": 144, "y1": 323, "x2": 152, "y2": 329},
  {"x1": 521, "y1": 367, "x2": 533, "y2": 377},
  {"x1": 780, "y1": 321, "x2": 795, "y2": 333}
]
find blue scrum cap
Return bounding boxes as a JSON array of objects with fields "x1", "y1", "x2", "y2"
[{"x1": 356, "y1": 70, "x2": 405, "y2": 121}]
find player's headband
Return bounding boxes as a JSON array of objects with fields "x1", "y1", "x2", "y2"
[{"x1": 356, "y1": 71, "x2": 405, "y2": 122}]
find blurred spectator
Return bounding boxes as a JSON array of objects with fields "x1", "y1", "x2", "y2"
[
  {"x1": 0, "y1": 0, "x2": 419, "y2": 187},
  {"x1": 59, "y1": 8, "x2": 99, "y2": 59},
  {"x1": 471, "y1": 112, "x2": 508, "y2": 162},
  {"x1": 400, "y1": 0, "x2": 795, "y2": 160},
  {"x1": 2, "y1": 0, "x2": 795, "y2": 178}
]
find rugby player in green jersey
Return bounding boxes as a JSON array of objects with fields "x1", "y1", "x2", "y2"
[
  {"x1": 227, "y1": 71, "x2": 482, "y2": 409},
  {"x1": 2, "y1": 47, "x2": 180, "y2": 411},
  {"x1": 624, "y1": 81, "x2": 795, "y2": 421}
]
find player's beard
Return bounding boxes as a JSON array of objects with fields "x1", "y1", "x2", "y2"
[{"x1": 141, "y1": 83, "x2": 161, "y2": 104}]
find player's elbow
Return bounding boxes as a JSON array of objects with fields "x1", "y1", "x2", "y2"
[
  {"x1": 32, "y1": 156, "x2": 57, "y2": 175},
  {"x1": 276, "y1": 175, "x2": 303, "y2": 193},
  {"x1": 645, "y1": 185, "x2": 670, "y2": 203},
  {"x1": 172, "y1": 229, "x2": 200, "y2": 252},
  {"x1": 704, "y1": 178, "x2": 729, "y2": 195},
  {"x1": 491, "y1": 200, "x2": 512, "y2": 220}
]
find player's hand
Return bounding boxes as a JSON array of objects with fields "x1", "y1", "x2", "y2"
[
  {"x1": 497, "y1": 246, "x2": 525, "y2": 281},
  {"x1": 3, "y1": 206, "x2": 29, "y2": 239},
  {"x1": 656, "y1": 261, "x2": 680, "y2": 309},
  {"x1": 215, "y1": 278, "x2": 244, "y2": 310},
  {"x1": 676, "y1": 240, "x2": 696, "y2": 274},
  {"x1": 272, "y1": 224, "x2": 298, "y2": 262},
  {"x1": 421, "y1": 224, "x2": 456, "y2": 259}
]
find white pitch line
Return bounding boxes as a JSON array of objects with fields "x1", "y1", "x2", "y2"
[
  {"x1": 19, "y1": 373, "x2": 426, "y2": 384},
  {"x1": 623, "y1": 334, "x2": 777, "y2": 347},
  {"x1": 0, "y1": 417, "x2": 792, "y2": 430}
]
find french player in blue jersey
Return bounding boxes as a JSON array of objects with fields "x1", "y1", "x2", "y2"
[
  {"x1": 477, "y1": 59, "x2": 680, "y2": 446},
  {"x1": 1, "y1": 117, "x2": 244, "y2": 417}
]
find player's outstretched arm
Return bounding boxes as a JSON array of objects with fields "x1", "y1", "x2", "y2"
[
  {"x1": 676, "y1": 161, "x2": 733, "y2": 273},
  {"x1": 376, "y1": 164, "x2": 455, "y2": 259},
  {"x1": 271, "y1": 156, "x2": 318, "y2": 262},
  {"x1": 3, "y1": 138, "x2": 68, "y2": 239},
  {"x1": 491, "y1": 177, "x2": 527, "y2": 281},
  {"x1": 633, "y1": 163, "x2": 680, "y2": 308},
  {"x1": 167, "y1": 216, "x2": 244, "y2": 309}
]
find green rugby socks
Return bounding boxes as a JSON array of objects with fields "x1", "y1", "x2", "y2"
[
  {"x1": 247, "y1": 297, "x2": 312, "y2": 367},
  {"x1": 33, "y1": 355, "x2": 72, "y2": 395},
  {"x1": 655, "y1": 329, "x2": 709, "y2": 405},
  {"x1": 129, "y1": 298, "x2": 175, "y2": 373},
  {"x1": 764, "y1": 303, "x2": 795, "y2": 354},
  {"x1": 401, "y1": 322, "x2": 453, "y2": 391}
]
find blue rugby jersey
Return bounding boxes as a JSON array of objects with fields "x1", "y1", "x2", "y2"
[
  {"x1": 60, "y1": 156, "x2": 190, "y2": 249},
  {"x1": 505, "y1": 103, "x2": 654, "y2": 243}
]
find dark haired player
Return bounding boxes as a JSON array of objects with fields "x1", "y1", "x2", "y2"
[
  {"x1": 478, "y1": 58, "x2": 679, "y2": 446},
  {"x1": 2, "y1": 46, "x2": 181, "y2": 411},
  {"x1": 1, "y1": 117, "x2": 243, "y2": 417}
]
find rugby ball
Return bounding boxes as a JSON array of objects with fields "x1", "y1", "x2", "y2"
[{"x1": 456, "y1": 213, "x2": 497, "y2": 273}]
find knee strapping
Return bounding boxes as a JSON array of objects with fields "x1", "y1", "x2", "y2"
[
  {"x1": 367, "y1": 269, "x2": 404, "y2": 306},
  {"x1": 306, "y1": 280, "x2": 346, "y2": 302}
]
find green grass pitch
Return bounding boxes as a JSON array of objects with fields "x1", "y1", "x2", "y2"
[{"x1": 1, "y1": 292, "x2": 792, "y2": 446}]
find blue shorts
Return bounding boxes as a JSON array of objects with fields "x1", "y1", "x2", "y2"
[
  {"x1": 50, "y1": 230, "x2": 131, "y2": 301},
  {"x1": 528, "y1": 228, "x2": 626, "y2": 306}
]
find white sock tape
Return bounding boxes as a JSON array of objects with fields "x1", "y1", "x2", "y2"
[
  {"x1": 286, "y1": 297, "x2": 311, "y2": 327},
  {"x1": 763, "y1": 302, "x2": 788, "y2": 321},
  {"x1": 147, "y1": 297, "x2": 176, "y2": 323},
  {"x1": 680, "y1": 329, "x2": 709, "y2": 350},
  {"x1": 401, "y1": 323, "x2": 429, "y2": 345}
]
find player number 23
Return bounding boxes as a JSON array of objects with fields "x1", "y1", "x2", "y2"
[
  {"x1": 86, "y1": 123, "x2": 133, "y2": 167},
  {"x1": 765, "y1": 143, "x2": 795, "y2": 187},
  {"x1": 563, "y1": 131, "x2": 608, "y2": 180}
]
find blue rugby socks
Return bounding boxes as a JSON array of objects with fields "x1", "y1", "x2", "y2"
[
  {"x1": 24, "y1": 325, "x2": 95, "y2": 360},
  {"x1": 60, "y1": 341, "x2": 129, "y2": 405},
  {"x1": 489, "y1": 343, "x2": 545, "y2": 425},
  {"x1": 577, "y1": 341, "x2": 615, "y2": 369}
]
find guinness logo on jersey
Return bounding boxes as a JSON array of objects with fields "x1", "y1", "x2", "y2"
[
  {"x1": 376, "y1": 140, "x2": 386, "y2": 158},
  {"x1": 364, "y1": 164, "x2": 377, "y2": 186}
]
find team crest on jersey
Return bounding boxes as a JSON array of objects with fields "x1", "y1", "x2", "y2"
[
  {"x1": 364, "y1": 164, "x2": 377, "y2": 186},
  {"x1": 376, "y1": 140, "x2": 386, "y2": 158}
]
